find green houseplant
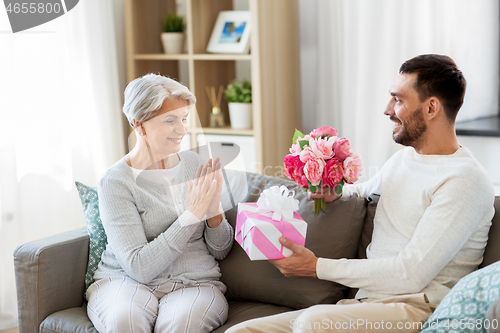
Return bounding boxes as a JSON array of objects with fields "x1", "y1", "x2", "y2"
[
  {"x1": 224, "y1": 79, "x2": 252, "y2": 103},
  {"x1": 161, "y1": 12, "x2": 186, "y2": 54},
  {"x1": 224, "y1": 80, "x2": 253, "y2": 129},
  {"x1": 162, "y1": 12, "x2": 185, "y2": 33}
]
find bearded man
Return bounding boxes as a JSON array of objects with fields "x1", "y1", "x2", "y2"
[{"x1": 226, "y1": 54, "x2": 495, "y2": 333}]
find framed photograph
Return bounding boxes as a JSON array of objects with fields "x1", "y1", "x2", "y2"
[{"x1": 206, "y1": 11, "x2": 251, "y2": 54}]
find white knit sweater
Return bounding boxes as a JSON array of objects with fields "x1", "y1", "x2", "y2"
[
  {"x1": 316, "y1": 146, "x2": 495, "y2": 304},
  {"x1": 94, "y1": 150, "x2": 234, "y2": 286}
]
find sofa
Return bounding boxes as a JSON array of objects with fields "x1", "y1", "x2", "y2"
[{"x1": 13, "y1": 171, "x2": 500, "y2": 333}]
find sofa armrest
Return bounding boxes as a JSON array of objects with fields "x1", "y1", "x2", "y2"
[{"x1": 14, "y1": 227, "x2": 89, "y2": 333}]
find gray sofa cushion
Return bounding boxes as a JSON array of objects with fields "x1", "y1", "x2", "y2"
[
  {"x1": 212, "y1": 300, "x2": 294, "y2": 332},
  {"x1": 357, "y1": 194, "x2": 378, "y2": 259},
  {"x1": 41, "y1": 300, "x2": 294, "y2": 333},
  {"x1": 219, "y1": 171, "x2": 367, "y2": 309},
  {"x1": 41, "y1": 307, "x2": 97, "y2": 333},
  {"x1": 480, "y1": 197, "x2": 500, "y2": 268}
]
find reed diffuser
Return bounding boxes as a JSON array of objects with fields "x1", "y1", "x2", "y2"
[{"x1": 206, "y1": 85, "x2": 225, "y2": 128}]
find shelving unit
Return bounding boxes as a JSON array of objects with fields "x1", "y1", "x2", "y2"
[{"x1": 124, "y1": 0, "x2": 301, "y2": 174}]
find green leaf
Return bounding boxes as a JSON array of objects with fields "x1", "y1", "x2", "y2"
[
  {"x1": 299, "y1": 140, "x2": 309, "y2": 150},
  {"x1": 336, "y1": 179, "x2": 345, "y2": 195},
  {"x1": 292, "y1": 129, "x2": 305, "y2": 145}
]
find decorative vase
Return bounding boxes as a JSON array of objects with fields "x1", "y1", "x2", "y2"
[
  {"x1": 229, "y1": 102, "x2": 252, "y2": 130},
  {"x1": 161, "y1": 32, "x2": 185, "y2": 54}
]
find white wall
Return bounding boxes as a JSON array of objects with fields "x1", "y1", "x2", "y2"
[
  {"x1": 298, "y1": 0, "x2": 318, "y2": 134},
  {"x1": 297, "y1": 0, "x2": 500, "y2": 192},
  {"x1": 457, "y1": 136, "x2": 500, "y2": 195}
]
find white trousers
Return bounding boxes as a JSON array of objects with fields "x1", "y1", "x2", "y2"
[
  {"x1": 86, "y1": 277, "x2": 228, "y2": 333},
  {"x1": 226, "y1": 293, "x2": 435, "y2": 333}
]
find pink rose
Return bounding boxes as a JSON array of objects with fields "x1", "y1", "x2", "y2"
[
  {"x1": 333, "y1": 138, "x2": 352, "y2": 161},
  {"x1": 309, "y1": 137, "x2": 335, "y2": 160},
  {"x1": 343, "y1": 155, "x2": 363, "y2": 184},
  {"x1": 310, "y1": 126, "x2": 338, "y2": 139},
  {"x1": 289, "y1": 141, "x2": 302, "y2": 155},
  {"x1": 290, "y1": 134, "x2": 312, "y2": 155},
  {"x1": 283, "y1": 154, "x2": 298, "y2": 181},
  {"x1": 304, "y1": 158, "x2": 325, "y2": 186},
  {"x1": 283, "y1": 155, "x2": 308, "y2": 189},
  {"x1": 299, "y1": 147, "x2": 317, "y2": 163},
  {"x1": 303, "y1": 134, "x2": 312, "y2": 141},
  {"x1": 294, "y1": 158, "x2": 308, "y2": 189},
  {"x1": 322, "y1": 158, "x2": 344, "y2": 188}
]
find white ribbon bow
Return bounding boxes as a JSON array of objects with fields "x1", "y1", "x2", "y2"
[{"x1": 256, "y1": 185, "x2": 299, "y2": 221}]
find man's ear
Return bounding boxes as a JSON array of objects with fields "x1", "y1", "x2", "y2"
[{"x1": 426, "y1": 97, "x2": 441, "y2": 120}]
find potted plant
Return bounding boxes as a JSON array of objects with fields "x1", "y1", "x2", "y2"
[
  {"x1": 224, "y1": 79, "x2": 252, "y2": 130},
  {"x1": 161, "y1": 12, "x2": 185, "y2": 54}
]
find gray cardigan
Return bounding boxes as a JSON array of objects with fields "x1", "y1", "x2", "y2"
[{"x1": 94, "y1": 150, "x2": 234, "y2": 286}]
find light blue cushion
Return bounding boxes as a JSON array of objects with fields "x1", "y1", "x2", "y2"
[
  {"x1": 421, "y1": 261, "x2": 500, "y2": 333},
  {"x1": 75, "y1": 181, "x2": 107, "y2": 291}
]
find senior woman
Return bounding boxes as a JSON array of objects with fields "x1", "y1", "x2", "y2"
[{"x1": 85, "y1": 73, "x2": 234, "y2": 333}]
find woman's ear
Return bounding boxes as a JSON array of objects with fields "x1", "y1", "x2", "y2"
[{"x1": 133, "y1": 120, "x2": 146, "y2": 136}]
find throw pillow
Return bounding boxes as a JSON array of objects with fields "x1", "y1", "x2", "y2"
[
  {"x1": 219, "y1": 171, "x2": 367, "y2": 309},
  {"x1": 421, "y1": 261, "x2": 500, "y2": 333},
  {"x1": 75, "y1": 181, "x2": 107, "y2": 291}
]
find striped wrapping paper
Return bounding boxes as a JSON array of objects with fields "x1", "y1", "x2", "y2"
[{"x1": 235, "y1": 202, "x2": 307, "y2": 260}]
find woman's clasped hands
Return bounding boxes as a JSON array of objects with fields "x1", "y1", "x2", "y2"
[{"x1": 187, "y1": 158, "x2": 224, "y2": 225}]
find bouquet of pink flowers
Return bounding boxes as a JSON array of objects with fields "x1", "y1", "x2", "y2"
[{"x1": 283, "y1": 126, "x2": 363, "y2": 215}]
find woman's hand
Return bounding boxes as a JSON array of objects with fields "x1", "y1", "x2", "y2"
[
  {"x1": 309, "y1": 186, "x2": 342, "y2": 203},
  {"x1": 206, "y1": 158, "x2": 223, "y2": 217},
  {"x1": 187, "y1": 164, "x2": 218, "y2": 221}
]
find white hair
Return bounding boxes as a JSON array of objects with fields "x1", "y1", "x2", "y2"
[{"x1": 123, "y1": 73, "x2": 196, "y2": 128}]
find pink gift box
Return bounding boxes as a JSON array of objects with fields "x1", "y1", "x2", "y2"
[{"x1": 235, "y1": 202, "x2": 308, "y2": 260}]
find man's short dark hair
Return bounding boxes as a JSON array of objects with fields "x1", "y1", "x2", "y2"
[{"x1": 399, "y1": 54, "x2": 466, "y2": 122}]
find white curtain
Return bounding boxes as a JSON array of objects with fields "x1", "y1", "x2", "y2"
[
  {"x1": 0, "y1": 0, "x2": 126, "y2": 329},
  {"x1": 299, "y1": 0, "x2": 499, "y2": 180}
]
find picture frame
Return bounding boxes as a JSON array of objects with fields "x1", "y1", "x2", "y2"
[{"x1": 206, "y1": 11, "x2": 251, "y2": 54}]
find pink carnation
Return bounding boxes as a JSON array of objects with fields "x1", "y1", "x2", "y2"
[
  {"x1": 322, "y1": 158, "x2": 344, "y2": 188},
  {"x1": 343, "y1": 155, "x2": 363, "y2": 184},
  {"x1": 333, "y1": 137, "x2": 352, "y2": 161},
  {"x1": 309, "y1": 137, "x2": 335, "y2": 160},
  {"x1": 304, "y1": 158, "x2": 325, "y2": 186},
  {"x1": 310, "y1": 126, "x2": 338, "y2": 139}
]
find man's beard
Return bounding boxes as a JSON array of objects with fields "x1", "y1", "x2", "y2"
[{"x1": 391, "y1": 107, "x2": 427, "y2": 147}]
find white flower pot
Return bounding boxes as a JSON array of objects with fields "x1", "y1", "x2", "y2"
[
  {"x1": 229, "y1": 102, "x2": 252, "y2": 130},
  {"x1": 161, "y1": 32, "x2": 185, "y2": 54}
]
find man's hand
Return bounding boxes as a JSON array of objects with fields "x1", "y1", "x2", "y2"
[
  {"x1": 269, "y1": 238, "x2": 318, "y2": 278},
  {"x1": 309, "y1": 186, "x2": 342, "y2": 203}
]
